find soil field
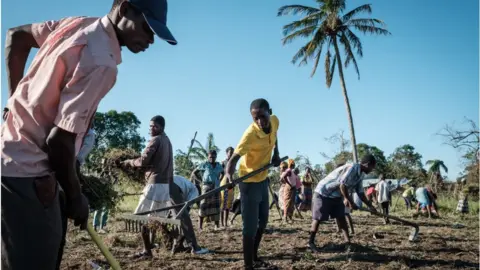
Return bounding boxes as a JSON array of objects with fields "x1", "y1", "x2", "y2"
[{"x1": 60, "y1": 207, "x2": 479, "y2": 270}]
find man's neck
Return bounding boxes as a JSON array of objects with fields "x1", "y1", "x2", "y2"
[{"x1": 107, "y1": 14, "x2": 125, "y2": 46}]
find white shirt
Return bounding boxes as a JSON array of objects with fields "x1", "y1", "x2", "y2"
[
  {"x1": 173, "y1": 175, "x2": 199, "y2": 201},
  {"x1": 77, "y1": 128, "x2": 96, "y2": 164},
  {"x1": 375, "y1": 180, "x2": 390, "y2": 203}
]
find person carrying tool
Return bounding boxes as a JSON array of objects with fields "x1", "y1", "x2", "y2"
[
  {"x1": 375, "y1": 174, "x2": 391, "y2": 224},
  {"x1": 121, "y1": 115, "x2": 173, "y2": 259},
  {"x1": 170, "y1": 175, "x2": 209, "y2": 255},
  {"x1": 308, "y1": 154, "x2": 377, "y2": 252},
  {"x1": 415, "y1": 186, "x2": 438, "y2": 218},
  {"x1": 220, "y1": 147, "x2": 235, "y2": 228},
  {"x1": 225, "y1": 98, "x2": 282, "y2": 270},
  {"x1": 1, "y1": 0, "x2": 176, "y2": 268},
  {"x1": 191, "y1": 150, "x2": 224, "y2": 231}
]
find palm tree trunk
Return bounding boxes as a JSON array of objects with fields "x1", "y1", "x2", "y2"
[{"x1": 332, "y1": 37, "x2": 359, "y2": 163}]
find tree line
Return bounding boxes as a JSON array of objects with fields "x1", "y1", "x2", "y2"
[{"x1": 85, "y1": 111, "x2": 478, "y2": 194}]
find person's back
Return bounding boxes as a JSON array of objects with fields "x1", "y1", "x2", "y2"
[
  {"x1": 173, "y1": 175, "x2": 199, "y2": 201},
  {"x1": 415, "y1": 187, "x2": 429, "y2": 204},
  {"x1": 403, "y1": 186, "x2": 414, "y2": 198},
  {"x1": 376, "y1": 180, "x2": 389, "y2": 203}
]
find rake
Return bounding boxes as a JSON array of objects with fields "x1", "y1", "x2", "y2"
[
  {"x1": 359, "y1": 207, "x2": 420, "y2": 241},
  {"x1": 121, "y1": 156, "x2": 288, "y2": 233}
]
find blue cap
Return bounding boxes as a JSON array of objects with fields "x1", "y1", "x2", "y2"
[{"x1": 128, "y1": 0, "x2": 177, "y2": 45}]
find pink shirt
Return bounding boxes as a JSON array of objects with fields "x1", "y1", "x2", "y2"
[{"x1": 1, "y1": 16, "x2": 121, "y2": 177}]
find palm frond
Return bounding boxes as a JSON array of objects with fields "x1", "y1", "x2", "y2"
[
  {"x1": 277, "y1": 5, "x2": 320, "y2": 17},
  {"x1": 310, "y1": 47, "x2": 322, "y2": 77},
  {"x1": 342, "y1": 4, "x2": 372, "y2": 21},
  {"x1": 324, "y1": 50, "x2": 337, "y2": 87},
  {"x1": 350, "y1": 25, "x2": 391, "y2": 36},
  {"x1": 440, "y1": 163, "x2": 448, "y2": 173},
  {"x1": 339, "y1": 33, "x2": 360, "y2": 79},
  {"x1": 282, "y1": 17, "x2": 319, "y2": 36},
  {"x1": 298, "y1": 29, "x2": 328, "y2": 67},
  {"x1": 282, "y1": 25, "x2": 317, "y2": 45},
  {"x1": 347, "y1": 18, "x2": 386, "y2": 27},
  {"x1": 344, "y1": 28, "x2": 362, "y2": 57}
]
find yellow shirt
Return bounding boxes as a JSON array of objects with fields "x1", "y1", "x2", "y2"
[{"x1": 235, "y1": 115, "x2": 279, "y2": 183}]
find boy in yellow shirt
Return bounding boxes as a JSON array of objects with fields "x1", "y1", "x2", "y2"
[{"x1": 225, "y1": 98, "x2": 281, "y2": 270}]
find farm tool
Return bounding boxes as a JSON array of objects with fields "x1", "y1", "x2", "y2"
[
  {"x1": 121, "y1": 156, "x2": 289, "y2": 232},
  {"x1": 359, "y1": 207, "x2": 420, "y2": 241},
  {"x1": 87, "y1": 223, "x2": 122, "y2": 270}
]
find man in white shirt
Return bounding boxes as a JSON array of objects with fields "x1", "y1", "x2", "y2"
[
  {"x1": 170, "y1": 175, "x2": 208, "y2": 255},
  {"x1": 375, "y1": 175, "x2": 391, "y2": 224}
]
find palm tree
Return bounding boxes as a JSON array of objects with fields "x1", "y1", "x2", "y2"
[
  {"x1": 426, "y1": 159, "x2": 448, "y2": 191},
  {"x1": 189, "y1": 133, "x2": 220, "y2": 163},
  {"x1": 426, "y1": 159, "x2": 448, "y2": 175},
  {"x1": 278, "y1": 0, "x2": 390, "y2": 162}
]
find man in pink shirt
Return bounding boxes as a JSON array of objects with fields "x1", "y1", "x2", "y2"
[{"x1": 1, "y1": 0, "x2": 176, "y2": 269}]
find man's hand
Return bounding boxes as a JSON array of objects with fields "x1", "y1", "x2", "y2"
[
  {"x1": 271, "y1": 155, "x2": 281, "y2": 167},
  {"x1": 224, "y1": 173, "x2": 233, "y2": 185},
  {"x1": 65, "y1": 193, "x2": 89, "y2": 230}
]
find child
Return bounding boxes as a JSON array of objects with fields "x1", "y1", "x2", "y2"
[
  {"x1": 309, "y1": 154, "x2": 377, "y2": 252},
  {"x1": 220, "y1": 147, "x2": 235, "y2": 227},
  {"x1": 225, "y1": 98, "x2": 281, "y2": 270},
  {"x1": 298, "y1": 167, "x2": 314, "y2": 211},
  {"x1": 191, "y1": 150, "x2": 224, "y2": 231},
  {"x1": 375, "y1": 175, "x2": 391, "y2": 224},
  {"x1": 456, "y1": 192, "x2": 469, "y2": 214}
]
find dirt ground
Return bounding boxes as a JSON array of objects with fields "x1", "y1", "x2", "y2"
[{"x1": 61, "y1": 208, "x2": 479, "y2": 270}]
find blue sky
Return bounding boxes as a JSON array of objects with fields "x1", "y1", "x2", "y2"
[{"x1": 1, "y1": 0, "x2": 478, "y2": 179}]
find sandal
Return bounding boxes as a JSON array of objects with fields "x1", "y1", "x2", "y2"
[{"x1": 132, "y1": 251, "x2": 153, "y2": 259}]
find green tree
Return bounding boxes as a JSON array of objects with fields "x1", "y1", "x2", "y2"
[
  {"x1": 388, "y1": 144, "x2": 424, "y2": 182},
  {"x1": 86, "y1": 110, "x2": 145, "y2": 169},
  {"x1": 278, "y1": 0, "x2": 390, "y2": 163},
  {"x1": 357, "y1": 143, "x2": 389, "y2": 177},
  {"x1": 189, "y1": 133, "x2": 220, "y2": 163},
  {"x1": 174, "y1": 150, "x2": 197, "y2": 178}
]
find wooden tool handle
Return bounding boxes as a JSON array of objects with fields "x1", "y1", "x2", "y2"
[{"x1": 87, "y1": 223, "x2": 122, "y2": 270}]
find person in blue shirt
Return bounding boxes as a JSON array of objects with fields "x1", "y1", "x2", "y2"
[{"x1": 191, "y1": 150, "x2": 224, "y2": 230}]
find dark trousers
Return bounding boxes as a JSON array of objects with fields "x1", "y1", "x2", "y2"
[
  {"x1": 169, "y1": 182, "x2": 199, "y2": 248},
  {"x1": 57, "y1": 190, "x2": 68, "y2": 270},
  {"x1": 239, "y1": 180, "x2": 269, "y2": 237},
  {"x1": 2, "y1": 176, "x2": 62, "y2": 270}
]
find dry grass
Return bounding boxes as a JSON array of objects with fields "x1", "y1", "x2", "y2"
[{"x1": 60, "y1": 194, "x2": 479, "y2": 270}]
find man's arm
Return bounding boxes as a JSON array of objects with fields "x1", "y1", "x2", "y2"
[
  {"x1": 5, "y1": 24, "x2": 39, "y2": 98},
  {"x1": 46, "y1": 127, "x2": 81, "y2": 201},
  {"x1": 124, "y1": 137, "x2": 159, "y2": 168},
  {"x1": 226, "y1": 154, "x2": 241, "y2": 179}
]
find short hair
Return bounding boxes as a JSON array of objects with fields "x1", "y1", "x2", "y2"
[
  {"x1": 111, "y1": 0, "x2": 126, "y2": 13},
  {"x1": 379, "y1": 174, "x2": 385, "y2": 180},
  {"x1": 151, "y1": 115, "x2": 165, "y2": 128},
  {"x1": 209, "y1": 150, "x2": 217, "y2": 156},
  {"x1": 360, "y1": 154, "x2": 376, "y2": 165},
  {"x1": 226, "y1": 147, "x2": 234, "y2": 153},
  {"x1": 250, "y1": 98, "x2": 270, "y2": 111}
]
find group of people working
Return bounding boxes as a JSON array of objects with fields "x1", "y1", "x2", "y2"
[{"x1": 0, "y1": 0, "x2": 447, "y2": 268}]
